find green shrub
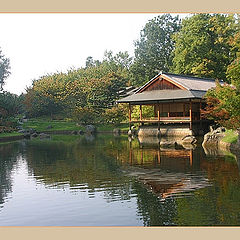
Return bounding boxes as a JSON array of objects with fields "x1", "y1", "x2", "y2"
[{"x1": 104, "y1": 104, "x2": 128, "y2": 124}]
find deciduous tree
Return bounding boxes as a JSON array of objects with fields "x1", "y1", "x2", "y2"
[
  {"x1": 0, "y1": 48, "x2": 10, "y2": 91},
  {"x1": 226, "y1": 32, "x2": 240, "y2": 90},
  {"x1": 202, "y1": 81, "x2": 240, "y2": 129},
  {"x1": 172, "y1": 14, "x2": 237, "y2": 81}
]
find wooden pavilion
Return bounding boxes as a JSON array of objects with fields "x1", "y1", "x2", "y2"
[{"x1": 117, "y1": 71, "x2": 223, "y2": 135}]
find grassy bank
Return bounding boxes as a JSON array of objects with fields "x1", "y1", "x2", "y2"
[
  {"x1": 221, "y1": 129, "x2": 238, "y2": 144},
  {"x1": 96, "y1": 123, "x2": 129, "y2": 132},
  {"x1": 0, "y1": 122, "x2": 129, "y2": 143},
  {"x1": 0, "y1": 132, "x2": 23, "y2": 137},
  {"x1": 1, "y1": 119, "x2": 129, "y2": 139},
  {"x1": 22, "y1": 118, "x2": 129, "y2": 133},
  {"x1": 0, "y1": 132, "x2": 24, "y2": 144},
  {"x1": 22, "y1": 119, "x2": 83, "y2": 132}
]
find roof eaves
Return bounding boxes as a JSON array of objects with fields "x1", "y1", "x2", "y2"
[
  {"x1": 117, "y1": 89, "x2": 206, "y2": 103},
  {"x1": 190, "y1": 90, "x2": 207, "y2": 98}
]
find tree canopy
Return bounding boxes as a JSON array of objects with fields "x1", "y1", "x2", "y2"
[
  {"x1": 24, "y1": 51, "x2": 130, "y2": 124},
  {"x1": 226, "y1": 32, "x2": 240, "y2": 89},
  {"x1": 130, "y1": 14, "x2": 180, "y2": 86},
  {"x1": 203, "y1": 29, "x2": 240, "y2": 130},
  {"x1": 172, "y1": 14, "x2": 238, "y2": 81},
  {"x1": 0, "y1": 48, "x2": 10, "y2": 91}
]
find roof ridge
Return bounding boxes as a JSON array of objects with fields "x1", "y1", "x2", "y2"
[{"x1": 161, "y1": 71, "x2": 220, "y2": 82}]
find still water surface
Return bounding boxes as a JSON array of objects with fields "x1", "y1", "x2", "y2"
[{"x1": 0, "y1": 134, "x2": 240, "y2": 226}]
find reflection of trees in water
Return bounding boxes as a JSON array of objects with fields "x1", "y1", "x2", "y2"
[
  {"x1": 132, "y1": 156, "x2": 240, "y2": 226},
  {"x1": 23, "y1": 135, "x2": 240, "y2": 225},
  {"x1": 183, "y1": 159, "x2": 240, "y2": 226},
  {"x1": 0, "y1": 142, "x2": 21, "y2": 208},
  {"x1": 133, "y1": 181, "x2": 177, "y2": 226},
  {"x1": 1, "y1": 135, "x2": 240, "y2": 226},
  {"x1": 178, "y1": 155, "x2": 240, "y2": 226},
  {"x1": 123, "y1": 137, "x2": 240, "y2": 226},
  {"x1": 173, "y1": 180, "x2": 240, "y2": 226},
  {"x1": 24, "y1": 135, "x2": 133, "y2": 202}
]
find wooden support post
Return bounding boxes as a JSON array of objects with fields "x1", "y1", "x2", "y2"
[
  {"x1": 190, "y1": 150, "x2": 193, "y2": 167},
  {"x1": 157, "y1": 150, "x2": 161, "y2": 164},
  {"x1": 128, "y1": 103, "x2": 132, "y2": 130},
  {"x1": 157, "y1": 106, "x2": 160, "y2": 131},
  {"x1": 168, "y1": 103, "x2": 170, "y2": 118},
  {"x1": 200, "y1": 100, "x2": 202, "y2": 128},
  {"x1": 189, "y1": 100, "x2": 192, "y2": 130},
  {"x1": 199, "y1": 101, "x2": 202, "y2": 120},
  {"x1": 140, "y1": 104, "x2": 142, "y2": 121}
]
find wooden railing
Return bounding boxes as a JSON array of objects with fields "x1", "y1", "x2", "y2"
[{"x1": 130, "y1": 116, "x2": 191, "y2": 123}]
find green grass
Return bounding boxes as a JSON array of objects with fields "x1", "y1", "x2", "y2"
[
  {"x1": 222, "y1": 129, "x2": 238, "y2": 144},
  {"x1": 0, "y1": 132, "x2": 23, "y2": 137},
  {"x1": 22, "y1": 118, "x2": 129, "y2": 132},
  {"x1": 96, "y1": 123, "x2": 129, "y2": 132},
  {"x1": 22, "y1": 119, "x2": 84, "y2": 132}
]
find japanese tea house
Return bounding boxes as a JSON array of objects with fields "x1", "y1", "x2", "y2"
[{"x1": 117, "y1": 71, "x2": 223, "y2": 135}]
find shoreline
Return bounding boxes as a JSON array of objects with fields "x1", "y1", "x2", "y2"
[
  {"x1": 0, "y1": 129, "x2": 129, "y2": 143},
  {"x1": 0, "y1": 134, "x2": 25, "y2": 142},
  {"x1": 1, "y1": 129, "x2": 239, "y2": 155},
  {"x1": 218, "y1": 140, "x2": 240, "y2": 154}
]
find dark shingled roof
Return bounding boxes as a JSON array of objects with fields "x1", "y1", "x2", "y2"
[
  {"x1": 163, "y1": 72, "x2": 222, "y2": 91},
  {"x1": 136, "y1": 71, "x2": 223, "y2": 93},
  {"x1": 117, "y1": 89, "x2": 206, "y2": 103},
  {"x1": 117, "y1": 72, "x2": 224, "y2": 103}
]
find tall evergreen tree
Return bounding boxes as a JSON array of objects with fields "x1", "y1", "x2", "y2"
[{"x1": 131, "y1": 14, "x2": 180, "y2": 86}]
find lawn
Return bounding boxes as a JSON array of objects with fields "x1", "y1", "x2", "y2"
[
  {"x1": 0, "y1": 118, "x2": 130, "y2": 139},
  {"x1": 22, "y1": 118, "x2": 129, "y2": 132},
  {"x1": 0, "y1": 132, "x2": 23, "y2": 144},
  {"x1": 0, "y1": 132, "x2": 23, "y2": 137},
  {"x1": 22, "y1": 119, "x2": 84, "y2": 132},
  {"x1": 96, "y1": 123, "x2": 129, "y2": 132}
]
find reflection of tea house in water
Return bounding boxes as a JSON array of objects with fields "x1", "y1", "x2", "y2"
[
  {"x1": 118, "y1": 72, "x2": 224, "y2": 136},
  {"x1": 124, "y1": 138, "x2": 212, "y2": 200}
]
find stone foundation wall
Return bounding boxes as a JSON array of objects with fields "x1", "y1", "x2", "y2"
[{"x1": 138, "y1": 125, "x2": 193, "y2": 137}]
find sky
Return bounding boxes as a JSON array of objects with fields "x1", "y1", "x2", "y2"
[{"x1": 0, "y1": 13, "x2": 187, "y2": 95}]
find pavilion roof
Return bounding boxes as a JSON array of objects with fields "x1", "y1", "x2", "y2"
[
  {"x1": 136, "y1": 71, "x2": 223, "y2": 93},
  {"x1": 117, "y1": 72, "x2": 224, "y2": 104},
  {"x1": 117, "y1": 89, "x2": 206, "y2": 104}
]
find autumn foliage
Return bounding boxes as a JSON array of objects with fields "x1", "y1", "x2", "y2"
[
  {"x1": 24, "y1": 54, "x2": 130, "y2": 124},
  {"x1": 202, "y1": 81, "x2": 240, "y2": 129}
]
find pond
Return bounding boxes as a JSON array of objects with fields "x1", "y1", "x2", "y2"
[{"x1": 0, "y1": 134, "x2": 239, "y2": 226}]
